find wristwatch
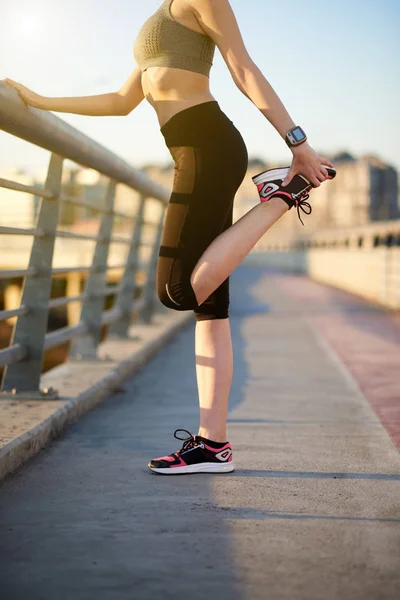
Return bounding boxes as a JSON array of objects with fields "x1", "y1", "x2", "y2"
[{"x1": 285, "y1": 126, "x2": 307, "y2": 148}]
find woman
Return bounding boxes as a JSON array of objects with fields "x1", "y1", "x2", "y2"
[{"x1": 3, "y1": 0, "x2": 335, "y2": 475}]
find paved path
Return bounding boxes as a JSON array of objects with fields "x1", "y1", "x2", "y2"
[{"x1": 1, "y1": 257, "x2": 400, "y2": 600}]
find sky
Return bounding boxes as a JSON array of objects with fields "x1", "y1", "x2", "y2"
[{"x1": 0, "y1": 0, "x2": 399, "y2": 179}]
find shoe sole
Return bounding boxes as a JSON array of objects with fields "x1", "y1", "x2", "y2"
[
  {"x1": 252, "y1": 166, "x2": 337, "y2": 186},
  {"x1": 149, "y1": 462, "x2": 235, "y2": 475},
  {"x1": 252, "y1": 166, "x2": 290, "y2": 185}
]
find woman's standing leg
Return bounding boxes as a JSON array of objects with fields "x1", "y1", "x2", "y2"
[
  {"x1": 194, "y1": 203, "x2": 235, "y2": 443},
  {"x1": 195, "y1": 317, "x2": 232, "y2": 442}
]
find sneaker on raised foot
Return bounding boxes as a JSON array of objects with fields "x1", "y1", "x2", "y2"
[
  {"x1": 148, "y1": 428, "x2": 235, "y2": 475},
  {"x1": 252, "y1": 166, "x2": 336, "y2": 226}
]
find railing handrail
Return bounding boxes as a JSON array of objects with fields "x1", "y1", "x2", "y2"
[
  {"x1": 0, "y1": 83, "x2": 169, "y2": 204},
  {"x1": 253, "y1": 218, "x2": 400, "y2": 252},
  {"x1": 304, "y1": 219, "x2": 400, "y2": 237}
]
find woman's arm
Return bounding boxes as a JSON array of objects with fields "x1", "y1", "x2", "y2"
[
  {"x1": 190, "y1": 0, "x2": 334, "y2": 187},
  {"x1": 2, "y1": 66, "x2": 144, "y2": 116}
]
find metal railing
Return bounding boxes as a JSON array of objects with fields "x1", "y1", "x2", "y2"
[
  {"x1": 253, "y1": 219, "x2": 400, "y2": 309},
  {"x1": 0, "y1": 83, "x2": 170, "y2": 398},
  {"x1": 254, "y1": 219, "x2": 400, "y2": 253}
]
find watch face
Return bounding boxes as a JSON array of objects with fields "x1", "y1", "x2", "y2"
[{"x1": 292, "y1": 127, "x2": 305, "y2": 142}]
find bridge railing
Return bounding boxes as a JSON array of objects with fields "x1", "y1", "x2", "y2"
[
  {"x1": 0, "y1": 83, "x2": 169, "y2": 398},
  {"x1": 254, "y1": 219, "x2": 400, "y2": 309}
]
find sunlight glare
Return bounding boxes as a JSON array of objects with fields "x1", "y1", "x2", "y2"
[{"x1": 15, "y1": 14, "x2": 43, "y2": 36}]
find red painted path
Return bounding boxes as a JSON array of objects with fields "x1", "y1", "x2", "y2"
[{"x1": 278, "y1": 276, "x2": 400, "y2": 450}]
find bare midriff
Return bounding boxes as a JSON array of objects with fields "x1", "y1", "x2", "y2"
[{"x1": 141, "y1": 67, "x2": 216, "y2": 128}]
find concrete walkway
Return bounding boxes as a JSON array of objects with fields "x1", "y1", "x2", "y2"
[{"x1": 1, "y1": 256, "x2": 400, "y2": 600}]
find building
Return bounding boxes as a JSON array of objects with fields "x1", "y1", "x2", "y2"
[{"x1": 307, "y1": 153, "x2": 399, "y2": 230}]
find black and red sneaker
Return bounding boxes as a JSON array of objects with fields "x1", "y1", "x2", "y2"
[
  {"x1": 252, "y1": 165, "x2": 336, "y2": 226},
  {"x1": 148, "y1": 429, "x2": 234, "y2": 475}
]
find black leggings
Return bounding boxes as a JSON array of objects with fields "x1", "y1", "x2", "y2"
[{"x1": 156, "y1": 100, "x2": 248, "y2": 321}]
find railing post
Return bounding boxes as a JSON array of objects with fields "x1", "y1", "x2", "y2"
[
  {"x1": 1, "y1": 153, "x2": 63, "y2": 393},
  {"x1": 109, "y1": 194, "x2": 146, "y2": 337},
  {"x1": 70, "y1": 180, "x2": 116, "y2": 359},
  {"x1": 140, "y1": 204, "x2": 166, "y2": 324}
]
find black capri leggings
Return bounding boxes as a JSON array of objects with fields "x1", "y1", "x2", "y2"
[{"x1": 156, "y1": 100, "x2": 248, "y2": 321}]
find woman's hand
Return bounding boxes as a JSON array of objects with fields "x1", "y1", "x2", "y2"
[
  {"x1": 1, "y1": 78, "x2": 44, "y2": 109},
  {"x1": 282, "y1": 142, "x2": 335, "y2": 188}
]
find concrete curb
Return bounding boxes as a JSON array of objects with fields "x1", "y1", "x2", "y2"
[{"x1": 0, "y1": 310, "x2": 192, "y2": 481}]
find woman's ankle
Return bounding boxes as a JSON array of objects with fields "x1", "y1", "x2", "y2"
[{"x1": 197, "y1": 427, "x2": 227, "y2": 443}]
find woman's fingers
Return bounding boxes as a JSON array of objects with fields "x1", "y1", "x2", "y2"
[
  {"x1": 312, "y1": 162, "x2": 330, "y2": 184},
  {"x1": 307, "y1": 169, "x2": 321, "y2": 187},
  {"x1": 4, "y1": 79, "x2": 19, "y2": 89},
  {"x1": 2, "y1": 79, "x2": 30, "y2": 104},
  {"x1": 3, "y1": 79, "x2": 22, "y2": 95},
  {"x1": 315, "y1": 168, "x2": 328, "y2": 183},
  {"x1": 319, "y1": 156, "x2": 335, "y2": 168},
  {"x1": 320, "y1": 167, "x2": 329, "y2": 179},
  {"x1": 282, "y1": 169, "x2": 296, "y2": 186}
]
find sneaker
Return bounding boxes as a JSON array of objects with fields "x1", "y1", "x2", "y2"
[
  {"x1": 148, "y1": 429, "x2": 235, "y2": 475},
  {"x1": 252, "y1": 165, "x2": 336, "y2": 226}
]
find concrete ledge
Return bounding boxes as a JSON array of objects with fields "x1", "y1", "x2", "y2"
[{"x1": 0, "y1": 309, "x2": 192, "y2": 481}]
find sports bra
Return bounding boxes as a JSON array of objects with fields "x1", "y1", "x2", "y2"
[{"x1": 133, "y1": 0, "x2": 216, "y2": 78}]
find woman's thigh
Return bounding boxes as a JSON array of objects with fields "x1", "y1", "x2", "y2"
[{"x1": 163, "y1": 128, "x2": 247, "y2": 252}]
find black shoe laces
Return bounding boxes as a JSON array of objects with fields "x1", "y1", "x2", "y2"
[
  {"x1": 173, "y1": 428, "x2": 198, "y2": 454},
  {"x1": 293, "y1": 189, "x2": 312, "y2": 226}
]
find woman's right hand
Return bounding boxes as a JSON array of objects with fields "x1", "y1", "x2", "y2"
[
  {"x1": 1, "y1": 78, "x2": 44, "y2": 109},
  {"x1": 282, "y1": 142, "x2": 335, "y2": 188}
]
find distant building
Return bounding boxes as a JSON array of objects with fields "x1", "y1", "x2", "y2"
[
  {"x1": 308, "y1": 153, "x2": 399, "y2": 229},
  {"x1": 369, "y1": 161, "x2": 399, "y2": 221}
]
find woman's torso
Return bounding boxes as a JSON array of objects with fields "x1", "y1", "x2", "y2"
[{"x1": 135, "y1": 0, "x2": 217, "y2": 128}]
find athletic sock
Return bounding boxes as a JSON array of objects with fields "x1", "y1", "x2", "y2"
[{"x1": 196, "y1": 435, "x2": 228, "y2": 448}]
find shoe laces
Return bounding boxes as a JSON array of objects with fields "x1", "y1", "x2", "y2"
[
  {"x1": 293, "y1": 187, "x2": 312, "y2": 226},
  {"x1": 173, "y1": 428, "x2": 198, "y2": 454}
]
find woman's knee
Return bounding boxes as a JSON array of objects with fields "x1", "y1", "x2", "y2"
[
  {"x1": 157, "y1": 278, "x2": 198, "y2": 312},
  {"x1": 193, "y1": 280, "x2": 229, "y2": 322}
]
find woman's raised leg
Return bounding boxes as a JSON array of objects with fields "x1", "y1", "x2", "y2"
[{"x1": 190, "y1": 196, "x2": 289, "y2": 306}]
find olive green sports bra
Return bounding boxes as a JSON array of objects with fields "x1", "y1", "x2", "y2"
[{"x1": 133, "y1": 0, "x2": 216, "y2": 77}]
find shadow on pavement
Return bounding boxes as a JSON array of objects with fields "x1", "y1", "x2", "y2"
[{"x1": 0, "y1": 263, "x2": 269, "y2": 600}]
